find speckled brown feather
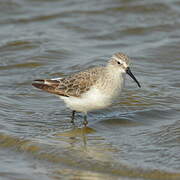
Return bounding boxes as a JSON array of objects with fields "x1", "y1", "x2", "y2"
[
  {"x1": 32, "y1": 83, "x2": 69, "y2": 97},
  {"x1": 32, "y1": 67, "x2": 105, "y2": 97}
]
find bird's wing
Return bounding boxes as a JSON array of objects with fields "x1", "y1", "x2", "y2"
[{"x1": 32, "y1": 67, "x2": 104, "y2": 97}]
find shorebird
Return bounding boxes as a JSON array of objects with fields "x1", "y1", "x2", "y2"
[{"x1": 32, "y1": 52, "x2": 141, "y2": 126}]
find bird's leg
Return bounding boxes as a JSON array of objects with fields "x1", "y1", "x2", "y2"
[
  {"x1": 71, "y1": 110, "x2": 76, "y2": 124},
  {"x1": 83, "y1": 114, "x2": 88, "y2": 126}
]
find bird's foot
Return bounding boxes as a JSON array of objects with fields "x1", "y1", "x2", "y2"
[{"x1": 83, "y1": 119, "x2": 88, "y2": 127}]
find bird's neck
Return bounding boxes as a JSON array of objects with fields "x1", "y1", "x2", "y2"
[{"x1": 96, "y1": 66, "x2": 125, "y2": 94}]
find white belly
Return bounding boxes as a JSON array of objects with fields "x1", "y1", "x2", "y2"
[{"x1": 60, "y1": 86, "x2": 121, "y2": 113}]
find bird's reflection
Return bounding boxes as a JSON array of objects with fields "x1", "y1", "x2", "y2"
[{"x1": 55, "y1": 125, "x2": 96, "y2": 149}]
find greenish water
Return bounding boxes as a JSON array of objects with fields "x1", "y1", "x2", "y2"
[{"x1": 0, "y1": 0, "x2": 180, "y2": 179}]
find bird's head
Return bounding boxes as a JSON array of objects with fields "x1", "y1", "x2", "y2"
[{"x1": 108, "y1": 52, "x2": 141, "y2": 88}]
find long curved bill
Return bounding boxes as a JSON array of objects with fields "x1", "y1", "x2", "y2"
[{"x1": 126, "y1": 67, "x2": 141, "y2": 88}]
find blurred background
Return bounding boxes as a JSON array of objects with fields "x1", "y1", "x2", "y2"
[{"x1": 0, "y1": 0, "x2": 180, "y2": 179}]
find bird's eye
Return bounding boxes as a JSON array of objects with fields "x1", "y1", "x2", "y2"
[{"x1": 117, "y1": 61, "x2": 121, "y2": 65}]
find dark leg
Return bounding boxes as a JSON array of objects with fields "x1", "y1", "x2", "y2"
[
  {"x1": 83, "y1": 114, "x2": 88, "y2": 126},
  {"x1": 71, "y1": 110, "x2": 76, "y2": 124}
]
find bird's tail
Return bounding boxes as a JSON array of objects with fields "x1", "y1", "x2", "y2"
[{"x1": 32, "y1": 79, "x2": 68, "y2": 97}]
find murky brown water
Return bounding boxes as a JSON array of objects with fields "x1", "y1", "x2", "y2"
[{"x1": 0, "y1": 0, "x2": 180, "y2": 179}]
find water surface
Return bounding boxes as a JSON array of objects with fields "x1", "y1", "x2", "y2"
[{"x1": 0, "y1": 0, "x2": 180, "y2": 179}]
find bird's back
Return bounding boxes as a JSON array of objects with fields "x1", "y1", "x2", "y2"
[{"x1": 32, "y1": 66, "x2": 105, "y2": 97}]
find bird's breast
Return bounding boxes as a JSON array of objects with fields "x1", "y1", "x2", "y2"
[{"x1": 98, "y1": 73, "x2": 125, "y2": 98}]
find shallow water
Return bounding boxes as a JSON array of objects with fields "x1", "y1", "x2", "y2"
[{"x1": 0, "y1": 0, "x2": 180, "y2": 179}]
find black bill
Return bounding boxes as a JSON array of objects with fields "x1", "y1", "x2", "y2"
[{"x1": 126, "y1": 67, "x2": 141, "y2": 88}]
